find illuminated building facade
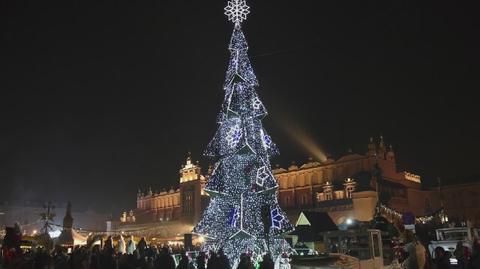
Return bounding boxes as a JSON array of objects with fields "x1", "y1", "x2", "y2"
[
  {"x1": 121, "y1": 153, "x2": 209, "y2": 226},
  {"x1": 122, "y1": 137, "x2": 433, "y2": 229},
  {"x1": 271, "y1": 136, "x2": 433, "y2": 224},
  {"x1": 121, "y1": 137, "x2": 480, "y2": 237},
  {"x1": 438, "y1": 181, "x2": 480, "y2": 227}
]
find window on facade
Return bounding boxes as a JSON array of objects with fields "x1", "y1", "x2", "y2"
[
  {"x1": 188, "y1": 194, "x2": 193, "y2": 213},
  {"x1": 345, "y1": 186, "x2": 354, "y2": 198},
  {"x1": 372, "y1": 234, "x2": 381, "y2": 257},
  {"x1": 425, "y1": 198, "x2": 432, "y2": 213},
  {"x1": 298, "y1": 176, "x2": 305, "y2": 187},
  {"x1": 306, "y1": 174, "x2": 311, "y2": 186},
  {"x1": 325, "y1": 190, "x2": 333, "y2": 200}
]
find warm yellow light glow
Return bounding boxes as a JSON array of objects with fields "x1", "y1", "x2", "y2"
[
  {"x1": 275, "y1": 114, "x2": 327, "y2": 162},
  {"x1": 404, "y1": 172, "x2": 421, "y2": 183},
  {"x1": 198, "y1": 235, "x2": 205, "y2": 243}
]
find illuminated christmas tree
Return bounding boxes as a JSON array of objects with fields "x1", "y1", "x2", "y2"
[{"x1": 193, "y1": 0, "x2": 293, "y2": 266}]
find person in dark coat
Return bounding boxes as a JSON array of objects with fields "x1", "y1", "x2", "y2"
[
  {"x1": 471, "y1": 240, "x2": 480, "y2": 269},
  {"x1": 454, "y1": 241, "x2": 470, "y2": 269},
  {"x1": 53, "y1": 249, "x2": 69, "y2": 269},
  {"x1": 89, "y1": 245, "x2": 101, "y2": 269},
  {"x1": 259, "y1": 253, "x2": 274, "y2": 269},
  {"x1": 155, "y1": 246, "x2": 176, "y2": 269},
  {"x1": 137, "y1": 237, "x2": 148, "y2": 258},
  {"x1": 104, "y1": 236, "x2": 115, "y2": 255},
  {"x1": 2, "y1": 225, "x2": 22, "y2": 266},
  {"x1": 217, "y1": 248, "x2": 231, "y2": 269},
  {"x1": 176, "y1": 250, "x2": 192, "y2": 269},
  {"x1": 207, "y1": 250, "x2": 219, "y2": 269},
  {"x1": 432, "y1": 247, "x2": 451, "y2": 269},
  {"x1": 196, "y1": 251, "x2": 206, "y2": 269},
  {"x1": 33, "y1": 248, "x2": 50, "y2": 269},
  {"x1": 237, "y1": 253, "x2": 253, "y2": 269}
]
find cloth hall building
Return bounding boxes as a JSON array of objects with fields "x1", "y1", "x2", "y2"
[{"x1": 112, "y1": 137, "x2": 458, "y2": 239}]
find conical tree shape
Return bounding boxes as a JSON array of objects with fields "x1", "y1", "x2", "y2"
[{"x1": 194, "y1": 21, "x2": 292, "y2": 266}]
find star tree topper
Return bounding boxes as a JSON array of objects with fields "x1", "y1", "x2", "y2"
[{"x1": 224, "y1": 0, "x2": 250, "y2": 24}]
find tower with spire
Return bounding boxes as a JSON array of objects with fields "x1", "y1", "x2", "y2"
[
  {"x1": 179, "y1": 152, "x2": 207, "y2": 223},
  {"x1": 57, "y1": 202, "x2": 87, "y2": 247},
  {"x1": 63, "y1": 202, "x2": 73, "y2": 230},
  {"x1": 378, "y1": 135, "x2": 386, "y2": 158},
  {"x1": 367, "y1": 137, "x2": 377, "y2": 157}
]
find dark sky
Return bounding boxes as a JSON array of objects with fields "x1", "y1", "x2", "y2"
[{"x1": 1, "y1": 0, "x2": 478, "y2": 213}]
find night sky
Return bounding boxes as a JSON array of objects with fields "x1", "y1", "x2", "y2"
[{"x1": 1, "y1": 0, "x2": 478, "y2": 213}]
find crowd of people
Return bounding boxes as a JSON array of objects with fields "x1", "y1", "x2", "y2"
[
  {"x1": 1, "y1": 229, "x2": 276, "y2": 269},
  {"x1": 320, "y1": 229, "x2": 480, "y2": 269},
  {"x1": 3, "y1": 224, "x2": 480, "y2": 269},
  {"x1": 393, "y1": 232, "x2": 480, "y2": 269}
]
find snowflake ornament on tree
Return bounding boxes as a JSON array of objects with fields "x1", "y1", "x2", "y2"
[
  {"x1": 226, "y1": 124, "x2": 242, "y2": 148},
  {"x1": 271, "y1": 208, "x2": 285, "y2": 229},
  {"x1": 224, "y1": 0, "x2": 250, "y2": 24},
  {"x1": 227, "y1": 207, "x2": 241, "y2": 228},
  {"x1": 255, "y1": 166, "x2": 270, "y2": 186},
  {"x1": 260, "y1": 129, "x2": 273, "y2": 150},
  {"x1": 252, "y1": 97, "x2": 262, "y2": 110}
]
